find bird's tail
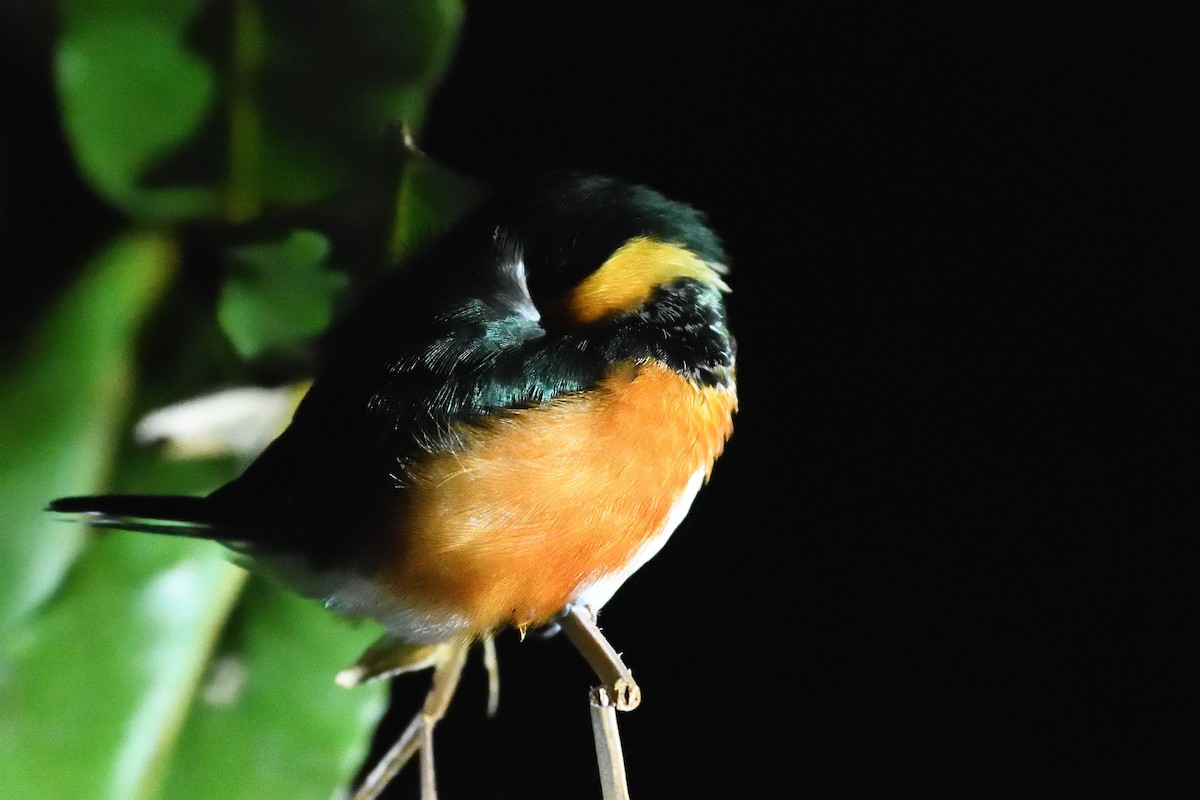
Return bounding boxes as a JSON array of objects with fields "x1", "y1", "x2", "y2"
[{"x1": 47, "y1": 495, "x2": 232, "y2": 539}]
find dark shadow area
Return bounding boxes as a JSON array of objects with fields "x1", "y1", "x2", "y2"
[{"x1": 366, "y1": 3, "x2": 1192, "y2": 798}]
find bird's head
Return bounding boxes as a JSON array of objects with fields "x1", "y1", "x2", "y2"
[
  {"x1": 480, "y1": 172, "x2": 730, "y2": 330},
  {"x1": 321, "y1": 172, "x2": 734, "y2": 391}
]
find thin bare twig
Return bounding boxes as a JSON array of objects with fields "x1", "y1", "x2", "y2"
[{"x1": 590, "y1": 687, "x2": 632, "y2": 800}]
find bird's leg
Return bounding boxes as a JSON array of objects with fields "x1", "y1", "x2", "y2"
[
  {"x1": 561, "y1": 605, "x2": 638, "y2": 800},
  {"x1": 482, "y1": 634, "x2": 501, "y2": 717},
  {"x1": 415, "y1": 641, "x2": 468, "y2": 800},
  {"x1": 560, "y1": 604, "x2": 641, "y2": 710},
  {"x1": 350, "y1": 638, "x2": 470, "y2": 800},
  {"x1": 352, "y1": 714, "x2": 423, "y2": 800}
]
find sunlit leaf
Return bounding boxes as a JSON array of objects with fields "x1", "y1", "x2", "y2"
[
  {"x1": 156, "y1": 579, "x2": 388, "y2": 800},
  {"x1": 0, "y1": 232, "x2": 175, "y2": 631},
  {"x1": 133, "y1": 385, "x2": 309, "y2": 459},
  {"x1": 0, "y1": 535, "x2": 246, "y2": 800}
]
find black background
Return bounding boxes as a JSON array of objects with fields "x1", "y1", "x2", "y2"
[{"x1": 2, "y1": 2, "x2": 1193, "y2": 798}]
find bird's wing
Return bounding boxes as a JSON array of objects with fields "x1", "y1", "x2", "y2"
[{"x1": 207, "y1": 292, "x2": 610, "y2": 566}]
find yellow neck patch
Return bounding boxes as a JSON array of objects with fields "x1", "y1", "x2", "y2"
[{"x1": 565, "y1": 237, "x2": 729, "y2": 324}]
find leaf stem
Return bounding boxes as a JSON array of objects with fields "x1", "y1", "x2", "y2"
[{"x1": 226, "y1": 0, "x2": 264, "y2": 223}]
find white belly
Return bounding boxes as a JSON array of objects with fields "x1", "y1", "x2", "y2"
[{"x1": 572, "y1": 467, "x2": 706, "y2": 611}]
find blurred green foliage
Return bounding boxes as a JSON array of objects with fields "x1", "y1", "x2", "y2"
[
  {"x1": 219, "y1": 231, "x2": 347, "y2": 359},
  {"x1": 0, "y1": 233, "x2": 175, "y2": 630},
  {"x1": 0, "y1": 1, "x2": 473, "y2": 798}
]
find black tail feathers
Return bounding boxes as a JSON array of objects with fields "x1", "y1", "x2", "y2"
[{"x1": 47, "y1": 494, "x2": 232, "y2": 539}]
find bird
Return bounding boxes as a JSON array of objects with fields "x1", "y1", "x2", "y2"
[{"x1": 49, "y1": 171, "x2": 737, "y2": 798}]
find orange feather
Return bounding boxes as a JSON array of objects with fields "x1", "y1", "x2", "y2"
[{"x1": 377, "y1": 361, "x2": 737, "y2": 634}]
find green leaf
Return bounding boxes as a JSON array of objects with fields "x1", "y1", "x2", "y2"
[
  {"x1": 20, "y1": 7, "x2": 470, "y2": 797},
  {"x1": 218, "y1": 230, "x2": 348, "y2": 359},
  {"x1": 54, "y1": 0, "x2": 464, "y2": 222},
  {"x1": 56, "y1": 3, "x2": 220, "y2": 220},
  {"x1": 0, "y1": 535, "x2": 246, "y2": 800},
  {"x1": 0, "y1": 232, "x2": 175, "y2": 632},
  {"x1": 390, "y1": 144, "x2": 488, "y2": 261},
  {"x1": 250, "y1": 0, "x2": 465, "y2": 211},
  {"x1": 156, "y1": 579, "x2": 388, "y2": 800},
  {"x1": 0, "y1": 385, "x2": 383, "y2": 800}
]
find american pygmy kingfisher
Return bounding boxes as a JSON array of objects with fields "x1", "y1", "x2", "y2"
[{"x1": 50, "y1": 172, "x2": 738, "y2": 799}]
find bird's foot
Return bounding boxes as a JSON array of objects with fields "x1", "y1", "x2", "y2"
[
  {"x1": 561, "y1": 604, "x2": 641, "y2": 711},
  {"x1": 348, "y1": 637, "x2": 470, "y2": 800}
]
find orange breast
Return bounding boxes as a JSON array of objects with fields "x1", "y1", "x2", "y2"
[{"x1": 377, "y1": 361, "x2": 736, "y2": 636}]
